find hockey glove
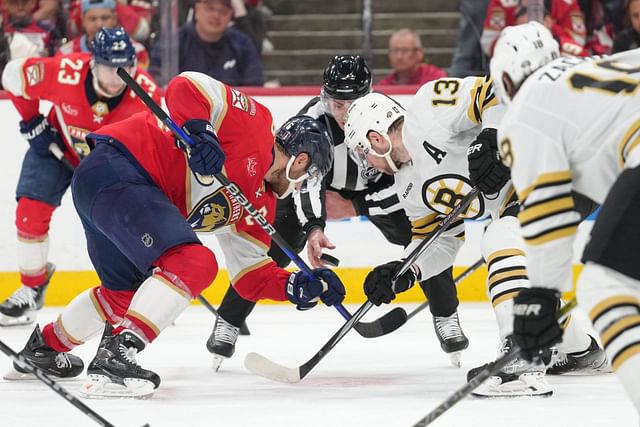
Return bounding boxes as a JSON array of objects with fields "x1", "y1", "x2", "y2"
[
  {"x1": 182, "y1": 119, "x2": 225, "y2": 177},
  {"x1": 19, "y1": 114, "x2": 62, "y2": 157},
  {"x1": 467, "y1": 128, "x2": 511, "y2": 195},
  {"x1": 363, "y1": 260, "x2": 420, "y2": 306},
  {"x1": 286, "y1": 268, "x2": 346, "y2": 311},
  {"x1": 512, "y1": 287, "x2": 564, "y2": 362}
]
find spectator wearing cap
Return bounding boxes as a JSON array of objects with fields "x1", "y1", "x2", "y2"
[
  {"x1": 378, "y1": 28, "x2": 447, "y2": 85},
  {"x1": 59, "y1": 0, "x2": 149, "y2": 68},
  {"x1": 151, "y1": 0, "x2": 264, "y2": 86},
  {"x1": 1, "y1": 0, "x2": 60, "y2": 58}
]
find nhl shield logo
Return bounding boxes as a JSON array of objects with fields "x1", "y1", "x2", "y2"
[{"x1": 141, "y1": 233, "x2": 154, "y2": 247}]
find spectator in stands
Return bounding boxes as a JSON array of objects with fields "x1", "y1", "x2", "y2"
[
  {"x1": 578, "y1": 0, "x2": 616, "y2": 55},
  {"x1": 449, "y1": 0, "x2": 491, "y2": 77},
  {"x1": 378, "y1": 28, "x2": 447, "y2": 85},
  {"x1": 1, "y1": 0, "x2": 60, "y2": 58},
  {"x1": 0, "y1": 0, "x2": 59, "y2": 23},
  {"x1": 612, "y1": 0, "x2": 640, "y2": 52},
  {"x1": 482, "y1": 0, "x2": 588, "y2": 57},
  {"x1": 151, "y1": 0, "x2": 264, "y2": 86},
  {"x1": 59, "y1": 0, "x2": 150, "y2": 69}
]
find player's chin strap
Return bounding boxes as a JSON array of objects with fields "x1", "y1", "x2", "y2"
[
  {"x1": 276, "y1": 155, "x2": 311, "y2": 200},
  {"x1": 369, "y1": 134, "x2": 398, "y2": 172}
]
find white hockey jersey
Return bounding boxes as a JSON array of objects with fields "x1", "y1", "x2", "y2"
[
  {"x1": 397, "y1": 76, "x2": 514, "y2": 279},
  {"x1": 498, "y1": 49, "x2": 640, "y2": 291}
]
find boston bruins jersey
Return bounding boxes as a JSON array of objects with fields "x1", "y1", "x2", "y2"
[
  {"x1": 498, "y1": 49, "x2": 640, "y2": 291},
  {"x1": 397, "y1": 76, "x2": 514, "y2": 279}
]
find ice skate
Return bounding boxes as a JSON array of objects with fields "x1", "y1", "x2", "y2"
[
  {"x1": 0, "y1": 263, "x2": 55, "y2": 326},
  {"x1": 467, "y1": 336, "x2": 552, "y2": 397},
  {"x1": 81, "y1": 330, "x2": 160, "y2": 399},
  {"x1": 433, "y1": 311, "x2": 469, "y2": 367},
  {"x1": 547, "y1": 335, "x2": 610, "y2": 375},
  {"x1": 3, "y1": 324, "x2": 84, "y2": 380},
  {"x1": 206, "y1": 315, "x2": 239, "y2": 371}
]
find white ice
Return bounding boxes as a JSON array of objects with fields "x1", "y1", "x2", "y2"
[{"x1": 0, "y1": 303, "x2": 637, "y2": 427}]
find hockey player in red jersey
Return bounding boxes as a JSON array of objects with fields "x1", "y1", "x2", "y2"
[
  {"x1": 5, "y1": 72, "x2": 343, "y2": 398},
  {"x1": 0, "y1": 27, "x2": 159, "y2": 326}
]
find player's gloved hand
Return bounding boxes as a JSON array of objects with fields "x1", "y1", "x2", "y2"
[
  {"x1": 182, "y1": 119, "x2": 225, "y2": 176},
  {"x1": 512, "y1": 287, "x2": 564, "y2": 362},
  {"x1": 19, "y1": 114, "x2": 59, "y2": 157},
  {"x1": 467, "y1": 128, "x2": 510, "y2": 194},
  {"x1": 286, "y1": 268, "x2": 346, "y2": 311},
  {"x1": 363, "y1": 260, "x2": 420, "y2": 306}
]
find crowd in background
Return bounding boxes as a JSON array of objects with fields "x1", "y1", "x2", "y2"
[{"x1": 1, "y1": 0, "x2": 640, "y2": 89}]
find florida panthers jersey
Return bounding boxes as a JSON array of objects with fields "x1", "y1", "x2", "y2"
[
  {"x1": 2, "y1": 52, "x2": 160, "y2": 166},
  {"x1": 498, "y1": 49, "x2": 640, "y2": 291},
  {"x1": 396, "y1": 76, "x2": 515, "y2": 279},
  {"x1": 90, "y1": 72, "x2": 291, "y2": 302}
]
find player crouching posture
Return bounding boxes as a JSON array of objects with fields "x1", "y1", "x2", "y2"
[
  {"x1": 492, "y1": 22, "x2": 640, "y2": 413},
  {"x1": 344, "y1": 74, "x2": 605, "y2": 396},
  {"x1": 4, "y1": 72, "x2": 344, "y2": 398}
]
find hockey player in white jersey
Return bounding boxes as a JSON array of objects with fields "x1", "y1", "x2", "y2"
[
  {"x1": 492, "y1": 21, "x2": 640, "y2": 413},
  {"x1": 344, "y1": 72, "x2": 605, "y2": 396}
]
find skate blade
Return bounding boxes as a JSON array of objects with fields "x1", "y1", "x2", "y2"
[
  {"x1": 448, "y1": 351, "x2": 463, "y2": 368},
  {"x1": 3, "y1": 368, "x2": 77, "y2": 381},
  {"x1": 212, "y1": 355, "x2": 228, "y2": 372},
  {"x1": 471, "y1": 374, "x2": 553, "y2": 398},
  {"x1": 0, "y1": 311, "x2": 37, "y2": 327},
  {"x1": 79, "y1": 374, "x2": 155, "y2": 399}
]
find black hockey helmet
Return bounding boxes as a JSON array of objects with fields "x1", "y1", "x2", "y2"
[
  {"x1": 322, "y1": 55, "x2": 372, "y2": 100},
  {"x1": 276, "y1": 116, "x2": 333, "y2": 186}
]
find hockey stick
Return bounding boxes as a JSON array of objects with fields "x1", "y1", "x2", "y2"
[
  {"x1": 244, "y1": 188, "x2": 480, "y2": 383},
  {"x1": 407, "y1": 258, "x2": 485, "y2": 321},
  {"x1": 0, "y1": 340, "x2": 150, "y2": 427},
  {"x1": 412, "y1": 298, "x2": 577, "y2": 427},
  {"x1": 116, "y1": 68, "x2": 403, "y2": 339}
]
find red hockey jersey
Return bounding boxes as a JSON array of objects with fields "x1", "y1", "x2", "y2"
[
  {"x1": 2, "y1": 52, "x2": 160, "y2": 166},
  {"x1": 89, "y1": 72, "x2": 291, "y2": 302}
]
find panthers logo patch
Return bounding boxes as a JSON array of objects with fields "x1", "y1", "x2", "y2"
[
  {"x1": 187, "y1": 188, "x2": 243, "y2": 232},
  {"x1": 421, "y1": 174, "x2": 484, "y2": 219}
]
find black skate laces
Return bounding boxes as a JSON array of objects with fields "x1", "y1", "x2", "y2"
[
  {"x1": 434, "y1": 313, "x2": 463, "y2": 341},
  {"x1": 214, "y1": 318, "x2": 239, "y2": 344}
]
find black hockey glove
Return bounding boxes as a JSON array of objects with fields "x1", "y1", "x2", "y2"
[
  {"x1": 182, "y1": 119, "x2": 226, "y2": 177},
  {"x1": 467, "y1": 128, "x2": 510, "y2": 195},
  {"x1": 19, "y1": 114, "x2": 62, "y2": 157},
  {"x1": 512, "y1": 287, "x2": 564, "y2": 362},
  {"x1": 363, "y1": 260, "x2": 420, "y2": 306}
]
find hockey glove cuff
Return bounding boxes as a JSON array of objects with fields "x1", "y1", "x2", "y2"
[
  {"x1": 467, "y1": 128, "x2": 510, "y2": 195},
  {"x1": 20, "y1": 114, "x2": 60, "y2": 157},
  {"x1": 363, "y1": 260, "x2": 420, "y2": 306},
  {"x1": 512, "y1": 287, "x2": 564, "y2": 361},
  {"x1": 182, "y1": 119, "x2": 225, "y2": 177}
]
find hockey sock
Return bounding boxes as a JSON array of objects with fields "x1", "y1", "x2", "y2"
[
  {"x1": 116, "y1": 243, "x2": 218, "y2": 343},
  {"x1": 418, "y1": 266, "x2": 459, "y2": 317},
  {"x1": 16, "y1": 198, "x2": 55, "y2": 288},
  {"x1": 218, "y1": 284, "x2": 256, "y2": 328},
  {"x1": 40, "y1": 287, "x2": 126, "y2": 352}
]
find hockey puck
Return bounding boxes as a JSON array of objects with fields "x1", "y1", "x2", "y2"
[{"x1": 320, "y1": 253, "x2": 340, "y2": 267}]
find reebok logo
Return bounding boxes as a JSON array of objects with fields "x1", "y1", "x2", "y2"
[{"x1": 513, "y1": 303, "x2": 541, "y2": 316}]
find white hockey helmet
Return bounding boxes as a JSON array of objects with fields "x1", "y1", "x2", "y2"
[
  {"x1": 490, "y1": 21, "x2": 559, "y2": 104},
  {"x1": 344, "y1": 92, "x2": 405, "y2": 172}
]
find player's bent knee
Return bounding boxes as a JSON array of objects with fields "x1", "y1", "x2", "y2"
[
  {"x1": 155, "y1": 243, "x2": 218, "y2": 297},
  {"x1": 481, "y1": 216, "x2": 524, "y2": 259}
]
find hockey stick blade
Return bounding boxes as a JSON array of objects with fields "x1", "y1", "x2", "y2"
[
  {"x1": 245, "y1": 301, "x2": 376, "y2": 383},
  {"x1": 412, "y1": 298, "x2": 578, "y2": 426},
  {"x1": 353, "y1": 306, "x2": 407, "y2": 338}
]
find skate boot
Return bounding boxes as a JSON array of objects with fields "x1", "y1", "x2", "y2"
[
  {"x1": 3, "y1": 324, "x2": 84, "y2": 380},
  {"x1": 547, "y1": 335, "x2": 610, "y2": 375},
  {"x1": 0, "y1": 263, "x2": 55, "y2": 326},
  {"x1": 81, "y1": 329, "x2": 160, "y2": 399},
  {"x1": 206, "y1": 315, "x2": 239, "y2": 371},
  {"x1": 467, "y1": 336, "x2": 552, "y2": 397},
  {"x1": 433, "y1": 311, "x2": 469, "y2": 367}
]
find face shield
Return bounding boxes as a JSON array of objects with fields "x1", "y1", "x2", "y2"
[
  {"x1": 320, "y1": 90, "x2": 356, "y2": 128},
  {"x1": 92, "y1": 62, "x2": 134, "y2": 97}
]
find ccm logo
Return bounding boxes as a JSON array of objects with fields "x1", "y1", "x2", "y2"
[{"x1": 513, "y1": 303, "x2": 541, "y2": 316}]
